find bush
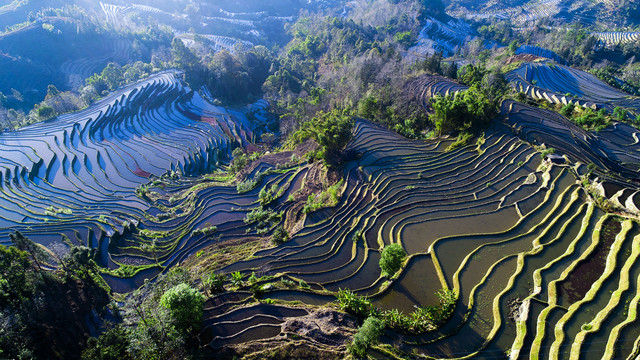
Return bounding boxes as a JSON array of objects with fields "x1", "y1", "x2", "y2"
[
  {"x1": 202, "y1": 272, "x2": 225, "y2": 295},
  {"x1": 244, "y1": 206, "x2": 283, "y2": 234},
  {"x1": 336, "y1": 288, "x2": 371, "y2": 317},
  {"x1": 159, "y1": 283, "x2": 206, "y2": 333},
  {"x1": 285, "y1": 109, "x2": 354, "y2": 166},
  {"x1": 36, "y1": 105, "x2": 55, "y2": 120},
  {"x1": 82, "y1": 325, "x2": 132, "y2": 360},
  {"x1": 430, "y1": 86, "x2": 497, "y2": 136},
  {"x1": 272, "y1": 226, "x2": 290, "y2": 245},
  {"x1": 379, "y1": 243, "x2": 407, "y2": 278},
  {"x1": 348, "y1": 316, "x2": 384, "y2": 358}
]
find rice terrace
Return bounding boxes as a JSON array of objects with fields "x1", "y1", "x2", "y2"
[{"x1": 1, "y1": 0, "x2": 640, "y2": 359}]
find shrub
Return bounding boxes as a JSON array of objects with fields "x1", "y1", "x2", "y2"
[
  {"x1": 244, "y1": 206, "x2": 283, "y2": 234},
  {"x1": 82, "y1": 325, "x2": 132, "y2": 360},
  {"x1": 159, "y1": 283, "x2": 206, "y2": 333},
  {"x1": 36, "y1": 105, "x2": 55, "y2": 120},
  {"x1": 259, "y1": 184, "x2": 279, "y2": 206},
  {"x1": 271, "y1": 226, "x2": 290, "y2": 245},
  {"x1": 202, "y1": 272, "x2": 225, "y2": 295},
  {"x1": 348, "y1": 316, "x2": 384, "y2": 358},
  {"x1": 298, "y1": 279, "x2": 310, "y2": 289},
  {"x1": 284, "y1": 109, "x2": 354, "y2": 166},
  {"x1": 230, "y1": 271, "x2": 244, "y2": 287},
  {"x1": 429, "y1": 86, "x2": 497, "y2": 136},
  {"x1": 303, "y1": 179, "x2": 343, "y2": 213},
  {"x1": 336, "y1": 288, "x2": 371, "y2": 317},
  {"x1": 379, "y1": 243, "x2": 407, "y2": 278},
  {"x1": 191, "y1": 224, "x2": 217, "y2": 236}
]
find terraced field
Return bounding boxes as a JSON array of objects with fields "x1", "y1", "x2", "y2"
[
  {"x1": 408, "y1": 16, "x2": 474, "y2": 57},
  {"x1": 0, "y1": 71, "x2": 270, "y2": 273},
  {"x1": 506, "y1": 61, "x2": 640, "y2": 114},
  {"x1": 188, "y1": 109, "x2": 640, "y2": 358}
]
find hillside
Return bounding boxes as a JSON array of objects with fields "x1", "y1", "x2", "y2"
[{"x1": 0, "y1": 0, "x2": 640, "y2": 359}]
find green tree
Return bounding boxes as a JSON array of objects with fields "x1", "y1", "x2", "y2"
[
  {"x1": 171, "y1": 38, "x2": 204, "y2": 88},
  {"x1": 10, "y1": 231, "x2": 49, "y2": 274},
  {"x1": 0, "y1": 245, "x2": 34, "y2": 307},
  {"x1": 348, "y1": 316, "x2": 385, "y2": 357},
  {"x1": 159, "y1": 283, "x2": 205, "y2": 333},
  {"x1": 379, "y1": 243, "x2": 406, "y2": 278},
  {"x1": 101, "y1": 63, "x2": 124, "y2": 91},
  {"x1": 430, "y1": 86, "x2": 496, "y2": 135},
  {"x1": 82, "y1": 326, "x2": 132, "y2": 360},
  {"x1": 36, "y1": 105, "x2": 55, "y2": 120},
  {"x1": 285, "y1": 109, "x2": 354, "y2": 166}
]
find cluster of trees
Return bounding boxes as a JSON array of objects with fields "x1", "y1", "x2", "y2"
[
  {"x1": 83, "y1": 268, "x2": 206, "y2": 360},
  {"x1": 0, "y1": 232, "x2": 110, "y2": 359},
  {"x1": 429, "y1": 86, "x2": 498, "y2": 136},
  {"x1": 284, "y1": 109, "x2": 354, "y2": 166},
  {"x1": 172, "y1": 38, "x2": 274, "y2": 104}
]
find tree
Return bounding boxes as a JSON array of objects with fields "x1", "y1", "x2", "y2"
[
  {"x1": 286, "y1": 109, "x2": 354, "y2": 166},
  {"x1": 430, "y1": 86, "x2": 497, "y2": 135},
  {"x1": 36, "y1": 105, "x2": 55, "y2": 120},
  {"x1": 9, "y1": 231, "x2": 49, "y2": 274},
  {"x1": 46, "y1": 84, "x2": 60, "y2": 99},
  {"x1": 171, "y1": 38, "x2": 204, "y2": 88},
  {"x1": 348, "y1": 316, "x2": 384, "y2": 357},
  {"x1": 82, "y1": 326, "x2": 132, "y2": 360},
  {"x1": 101, "y1": 63, "x2": 124, "y2": 91},
  {"x1": 379, "y1": 243, "x2": 406, "y2": 278},
  {"x1": 159, "y1": 283, "x2": 205, "y2": 333},
  {"x1": 0, "y1": 244, "x2": 34, "y2": 307}
]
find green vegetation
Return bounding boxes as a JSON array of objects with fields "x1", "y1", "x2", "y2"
[
  {"x1": 303, "y1": 179, "x2": 344, "y2": 213},
  {"x1": 348, "y1": 316, "x2": 385, "y2": 357},
  {"x1": 285, "y1": 110, "x2": 354, "y2": 166},
  {"x1": 379, "y1": 243, "x2": 407, "y2": 278},
  {"x1": 1, "y1": 233, "x2": 110, "y2": 359},
  {"x1": 244, "y1": 206, "x2": 283, "y2": 234},
  {"x1": 160, "y1": 283, "x2": 206, "y2": 333},
  {"x1": 336, "y1": 288, "x2": 372, "y2": 317},
  {"x1": 430, "y1": 86, "x2": 498, "y2": 136},
  {"x1": 271, "y1": 226, "x2": 290, "y2": 245},
  {"x1": 191, "y1": 224, "x2": 217, "y2": 237}
]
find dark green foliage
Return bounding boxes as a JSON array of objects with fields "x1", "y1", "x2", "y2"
[
  {"x1": 230, "y1": 147, "x2": 248, "y2": 174},
  {"x1": 336, "y1": 288, "x2": 372, "y2": 317},
  {"x1": 244, "y1": 206, "x2": 283, "y2": 235},
  {"x1": 613, "y1": 106, "x2": 628, "y2": 122},
  {"x1": 379, "y1": 289, "x2": 458, "y2": 333},
  {"x1": 348, "y1": 316, "x2": 384, "y2": 358},
  {"x1": 10, "y1": 231, "x2": 49, "y2": 273},
  {"x1": 560, "y1": 103, "x2": 575, "y2": 117},
  {"x1": 36, "y1": 104, "x2": 55, "y2": 119},
  {"x1": 46, "y1": 84, "x2": 60, "y2": 98},
  {"x1": 379, "y1": 243, "x2": 407, "y2": 278},
  {"x1": 259, "y1": 184, "x2": 279, "y2": 206},
  {"x1": 573, "y1": 108, "x2": 610, "y2": 131},
  {"x1": 591, "y1": 66, "x2": 639, "y2": 96},
  {"x1": 207, "y1": 46, "x2": 273, "y2": 104},
  {"x1": 271, "y1": 226, "x2": 290, "y2": 245},
  {"x1": 202, "y1": 272, "x2": 225, "y2": 295},
  {"x1": 285, "y1": 109, "x2": 354, "y2": 166},
  {"x1": 160, "y1": 283, "x2": 206, "y2": 333},
  {"x1": 171, "y1": 38, "x2": 205, "y2": 88},
  {"x1": 430, "y1": 86, "x2": 497, "y2": 135},
  {"x1": 0, "y1": 244, "x2": 34, "y2": 307},
  {"x1": 393, "y1": 31, "x2": 413, "y2": 47},
  {"x1": 1, "y1": 233, "x2": 110, "y2": 360},
  {"x1": 82, "y1": 326, "x2": 132, "y2": 360}
]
